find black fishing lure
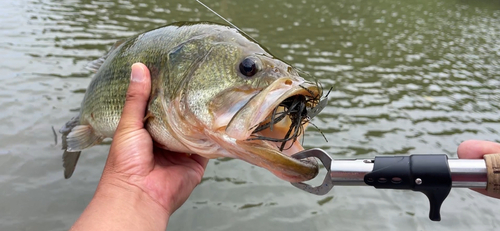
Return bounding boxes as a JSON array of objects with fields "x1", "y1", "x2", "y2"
[{"x1": 249, "y1": 86, "x2": 330, "y2": 151}]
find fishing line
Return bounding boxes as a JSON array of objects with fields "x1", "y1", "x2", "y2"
[
  {"x1": 195, "y1": 0, "x2": 328, "y2": 149},
  {"x1": 196, "y1": 0, "x2": 258, "y2": 43}
]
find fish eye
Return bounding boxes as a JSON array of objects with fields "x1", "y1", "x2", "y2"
[{"x1": 239, "y1": 57, "x2": 259, "y2": 77}]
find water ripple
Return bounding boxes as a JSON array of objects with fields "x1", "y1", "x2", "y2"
[{"x1": 1, "y1": 0, "x2": 500, "y2": 230}]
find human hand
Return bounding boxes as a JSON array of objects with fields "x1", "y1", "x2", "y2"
[
  {"x1": 457, "y1": 140, "x2": 500, "y2": 199},
  {"x1": 101, "y1": 62, "x2": 209, "y2": 214},
  {"x1": 71, "y1": 63, "x2": 208, "y2": 231}
]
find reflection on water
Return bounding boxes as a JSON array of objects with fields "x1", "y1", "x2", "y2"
[{"x1": 1, "y1": 0, "x2": 499, "y2": 230}]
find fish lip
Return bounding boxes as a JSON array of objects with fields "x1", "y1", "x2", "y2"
[
  {"x1": 254, "y1": 136, "x2": 319, "y2": 182},
  {"x1": 235, "y1": 135, "x2": 319, "y2": 182},
  {"x1": 248, "y1": 78, "x2": 322, "y2": 144},
  {"x1": 225, "y1": 77, "x2": 322, "y2": 140},
  {"x1": 255, "y1": 90, "x2": 321, "y2": 182},
  {"x1": 226, "y1": 78, "x2": 322, "y2": 182}
]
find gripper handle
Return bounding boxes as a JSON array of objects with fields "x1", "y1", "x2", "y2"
[{"x1": 484, "y1": 153, "x2": 500, "y2": 194}]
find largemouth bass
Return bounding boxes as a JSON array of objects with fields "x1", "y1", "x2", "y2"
[{"x1": 60, "y1": 22, "x2": 323, "y2": 182}]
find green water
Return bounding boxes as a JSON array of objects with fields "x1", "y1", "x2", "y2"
[{"x1": 1, "y1": 0, "x2": 500, "y2": 230}]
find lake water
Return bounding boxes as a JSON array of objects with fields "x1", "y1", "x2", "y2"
[{"x1": 1, "y1": 0, "x2": 500, "y2": 230}]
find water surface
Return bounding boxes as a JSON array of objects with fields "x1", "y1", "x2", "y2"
[{"x1": 1, "y1": 0, "x2": 500, "y2": 230}]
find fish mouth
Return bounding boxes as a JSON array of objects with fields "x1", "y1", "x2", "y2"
[{"x1": 224, "y1": 78, "x2": 322, "y2": 182}]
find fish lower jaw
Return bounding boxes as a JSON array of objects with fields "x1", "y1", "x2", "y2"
[
  {"x1": 234, "y1": 134, "x2": 318, "y2": 183},
  {"x1": 255, "y1": 133, "x2": 305, "y2": 157}
]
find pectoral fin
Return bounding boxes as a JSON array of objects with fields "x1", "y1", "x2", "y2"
[
  {"x1": 143, "y1": 110, "x2": 154, "y2": 123},
  {"x1": 66, "y1": 125, "x2": 103, "y2": 152}
]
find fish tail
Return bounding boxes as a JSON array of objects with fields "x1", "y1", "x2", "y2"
[{"x1": 59, "y1": 116, "x2": 102, "y2": 179}]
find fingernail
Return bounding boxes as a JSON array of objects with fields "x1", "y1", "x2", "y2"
[{"x1": 131, "y1": 63, "x2": 145, "y2": 82}]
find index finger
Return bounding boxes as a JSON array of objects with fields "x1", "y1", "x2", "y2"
[
  {"x1": 457, "y1": 140, "x2": 500, "y2": 199},
  {"x1": 457, "y1": 140, "x2": 500, "y2": 159}
]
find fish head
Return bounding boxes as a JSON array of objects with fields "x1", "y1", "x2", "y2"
[{"x1": 170, "y1": 25, "x2": 323, "y2": 182}]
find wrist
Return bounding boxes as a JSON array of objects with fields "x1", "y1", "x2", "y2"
[
  {"x1": 71, "y1": 175, "x2": 170, "y2": 231},
  {"x1": 97, "y1": 175, "x2": 171, "y2": 219}
]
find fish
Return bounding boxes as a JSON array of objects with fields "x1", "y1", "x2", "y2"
[{"x1": 60, "y1": 22, "x2": 323, "y2": 183}]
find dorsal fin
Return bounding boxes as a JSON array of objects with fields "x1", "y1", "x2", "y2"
[{"x1": 85, "y1": 39, "x2": 127, "y2": 72}]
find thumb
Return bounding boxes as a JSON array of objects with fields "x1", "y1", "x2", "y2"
[{"x1": 116, "y1": 63, "x2": 152, "y2": 133}]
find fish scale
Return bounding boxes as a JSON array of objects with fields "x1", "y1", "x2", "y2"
[{"x1": 60, "y1": 22, "x2": 323, "y2": 182}]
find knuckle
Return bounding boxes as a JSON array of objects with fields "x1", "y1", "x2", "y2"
[
  {"x1": 125, "y1": 87, "x2": 147, "y2": 102},
  {"x1": 125, "y1": 91, "x2": 140, "y2": 101}
]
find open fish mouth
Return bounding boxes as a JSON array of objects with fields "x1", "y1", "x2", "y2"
[
  {"x1": 224, "y1": 78, "x2": 324, "y2": 182},
  {"x1": 249, "y1": 93, "x2": 318, "y2": 151}
]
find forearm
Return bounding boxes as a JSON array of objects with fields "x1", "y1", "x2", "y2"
[{"x1": 70, "y1": 179, "x2": 169, "y2": 231}]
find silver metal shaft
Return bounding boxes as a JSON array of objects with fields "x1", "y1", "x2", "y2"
[
  {"x1": 448, "y1": 159, "x2": 487, "y2": 188},
  {"x1": 330, "y1": 158, "x2": 487, "y2": 188},
  {"x1": 330, "y1": 159, "x2": 373, "y2": 186}
]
